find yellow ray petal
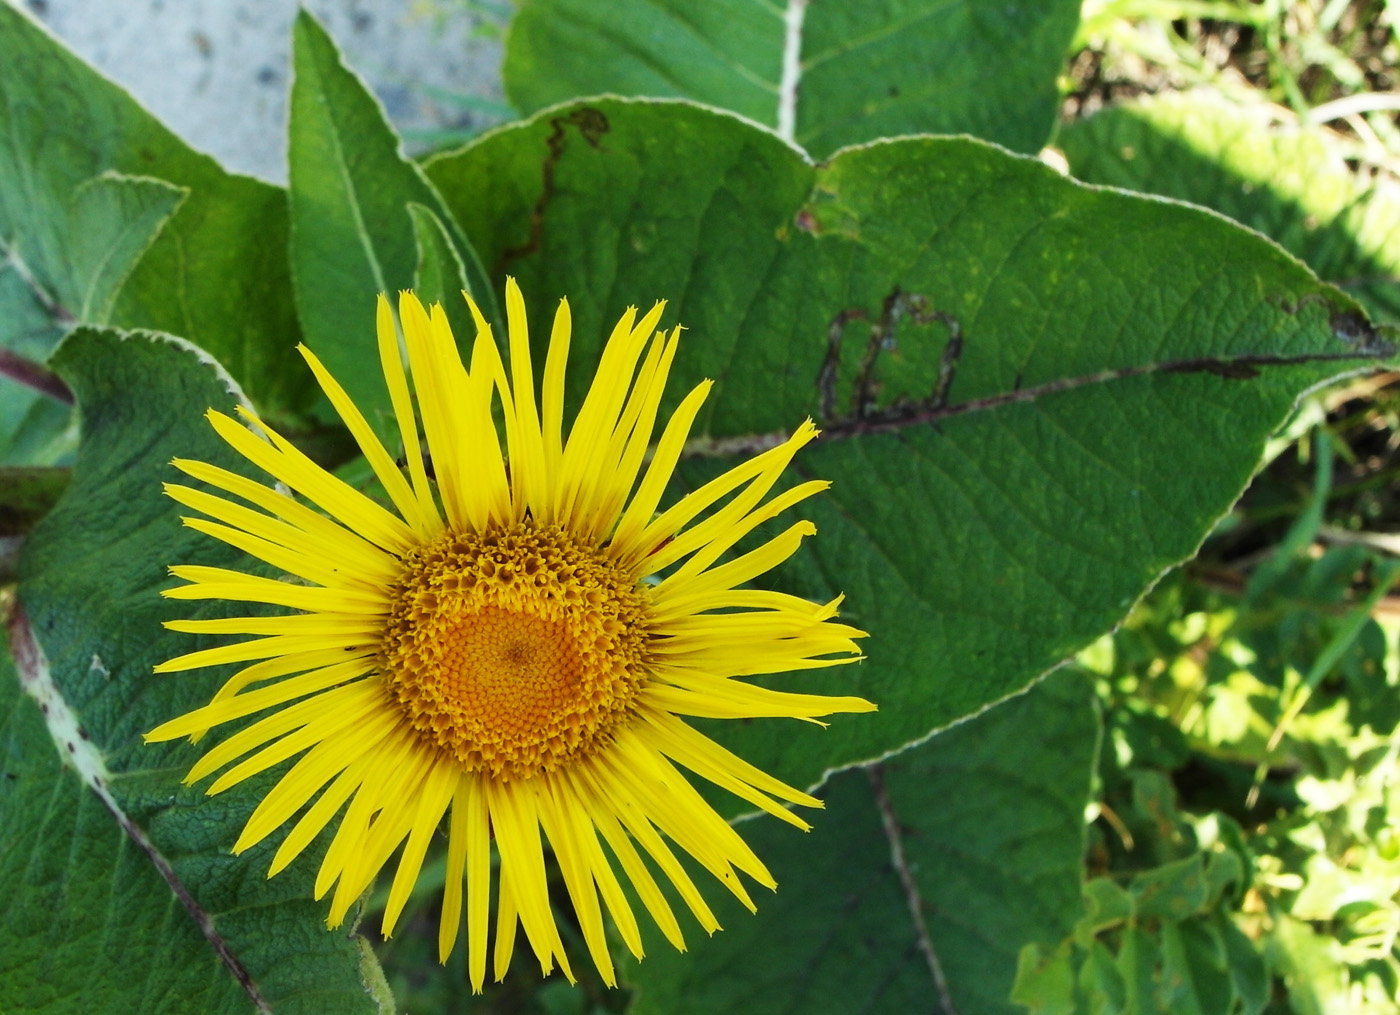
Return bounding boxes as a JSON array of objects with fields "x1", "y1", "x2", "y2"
[
  {"x1": 608, "y1": 378, "x2": 712, "y2": 559},
  {"x1": 381, "y1": 761, "x2": 456, "y2": 937},
  {"x1": 209, "y1": 408, "x2": 415, "y2": 555},
  {"x1": 145, "y1": 657, "x2": 372, "y2": 743},
  {"x1": 567, "y1": 766, "x2": 682, "y2": 951},
  {"x1": 174, "y1": 516, "x2": 377, "y2": 597},
  {"x1": 539, "y1": 297, "x2": 572, "y2": 513},
  {"x1": 590, "y1": 329, "x2": 680, "y2": 540},
  {"x1": 463, "y1": 774, "x2": 492, "y2": 989},
  {"x1": 297, "y1": 343, "x2": 433, "y2": 536},
  {"x1": 633, "y1": 420, "x2": 819, "y2": 573},
  {"x1": 498, "y1": 279, "x2": 548, "y2": 518},
  {"x1": 398, "y1": 291, "x2": 473, "y2": 531},
  {"x1": 493, "y1": 859, "x2": 520, "y2": 983},
  {"x1": 555, "y1": 772, "x2": 643, "y2": 960},
  {"x1": 234, "y1": 704, "x2": 399, "y2": 854},
  {"x1": 487, "y1": 779, "x2": 573, "y2": 981},
  {"x1": 169, "y1": 461, "x2": 398, "y2": 585},
  {"x1": 642, "y1": 680, "x2": 874, "y2": 723},
  {"x1": 579, "y1": 757, "x2": 720, "y2": 934},
  {"x1": 163, "y1": 566, "x2": 386, "y2": 614},
  {"x1": 204, "y1": 680, "x2": 386, "y2": 794},
  {"x1": 536, "y1": 778, "x2": 613, "y2": 986},
  {"x1": 653, "y1": 521, "x2": 816, "y2": 604},
  {"x1": 269, "y1": 756, "x2": 372, "y2": 878},
  {"x1": 319, "y1": 733, "x2": 427, "y2": 912},
  {"x1": 376, "y1": 294, "x2": 442, "y2": 530}
]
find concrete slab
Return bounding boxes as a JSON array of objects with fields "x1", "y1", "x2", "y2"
[{"x1": 19, "y1": 0, "x2": 509, "y2": 183}]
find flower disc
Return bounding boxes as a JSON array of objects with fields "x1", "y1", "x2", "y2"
[{"x1": 381, "y1": 522, "x2": 649, "y2": 780}]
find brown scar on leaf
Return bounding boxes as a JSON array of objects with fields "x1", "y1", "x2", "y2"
[
  {"x1": 691, "y1": 296, "x2": 1394, "y2": 460},
  {"x1": 1276, "y1": 294, "x2": 1396, "y2": 358},
  {"x1": 493, "y1": 107, "x2": 610, "y2": 278},
  {"x1": 818, "y1": 289, "x2": 949, "y2": 423}
]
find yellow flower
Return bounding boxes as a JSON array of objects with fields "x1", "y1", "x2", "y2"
[{"x1": 146, "y1": 281, "x2": 872, "y2": 989}]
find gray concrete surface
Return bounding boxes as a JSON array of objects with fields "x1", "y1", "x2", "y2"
[{"x1": 18, "y1": 0, "x2": 508, "y2": 183}]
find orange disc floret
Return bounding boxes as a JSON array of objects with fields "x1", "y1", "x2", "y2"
[{"x1": 381, "y1": 521, "x2": 649, "y2": 780}]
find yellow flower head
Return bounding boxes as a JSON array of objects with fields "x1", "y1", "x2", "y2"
[{"x1": 147, "y1": 281, "x2": 873, "y2": 990}]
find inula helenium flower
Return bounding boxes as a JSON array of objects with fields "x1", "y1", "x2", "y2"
[{"x1": 147, "y1": 281, "x2": 872, "y2": 989}]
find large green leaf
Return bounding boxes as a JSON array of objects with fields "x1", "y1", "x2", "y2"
[
  {"x1": 12, "y1": 328, "x2": 388, "y2": 1015},
  {"x1": 0, "y1": 172, "x2": 182, "y2": 467},
  {"x1": 1060, "y1": 92, "x2": 1400, "y2": 325},
  {"x1": 426, "y1": 98, "x2": 1392, "y2": 796},
  {"x1": 0, "y1": 3, "x2": 308, "y2": 414},
  {"x1": 627, "y1": 669, "x2": 1100, "y2": 1015},
  {"x1": 502, "y1": 0, "x2": 1081, "y2": 157},
  {"x1": 288, "y1": 10, "x2": 495, "y2": 425},
  {"x1": 0, "y1": 622, "x2": 254, "y2": 1015}
]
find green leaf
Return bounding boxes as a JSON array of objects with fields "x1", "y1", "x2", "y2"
[
  {"x1": 288, "y1": 10, "x2": 494, "y2": 425},
  {"x1": 1131, "y1": 855, "x2": 1209, "y2": 921},
  {"x1": 1218, "y1": 913, "x2": 1268, "y2": 1015},
  {"x1": 1159, "y1": 919, "x2": 1232, "y2": 1015},
  {"x1": 409, "y1": 202, "x2": 478, "y2": 349},
  {"x1": 0, "y1": 171, "x2": 182, "y2": 471},
  {"x1": 0, "y1": 624, "x2": 254, "y2": 1015},
  {"x1": 0, "y1": 3, "x2": 308, "y2": 412},
  {"x1": 626, "y1": 670, "x2": 1100, "y2": 1015},
  {"x1": 1060, "y1": 92, "x2": 1400, "y2": 325},
  {"x1": 502, "y1": 0, "x2": 1081, "y2": 157},
  {"x1": 13, "y1": 328, "x2": 387, "y2": 1015},
  {"x1": 427, "y1": 97, "x2": 1392, "y2": 795}
]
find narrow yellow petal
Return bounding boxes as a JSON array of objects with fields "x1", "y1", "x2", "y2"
[
  {"x1": 608, "y1": 379, "x2": 711, "y2": 559},
  {"x1": 561, "y1": 302, "x2": 666, "y2": 527},
  {"x1": 487, "y1": 780, "x2": 572, "y2": 981},
  {"x1": 590, "y1": 329, "x2": 680, "y2": 540},
  {"x1": 209, "y1": 408, "x2": 415, "y2": 555},
  {"x1": 634, "y1": 420, "x2": 819, "y2": 574},
  {"x1": 399, "y1": 291, "x2": 471, "y2": 531},
  {"x1": 637, "y1": 707, "x2": 817, "y2": 827},
  {"x1": 297, "y1": 343, "x2": 432, "y2": 536},
  {"x1": 163, "y1": 567, "x2": 386, "y2": 614},
  {"x1": 493, "y1": 860, "x2": 520, "y2": 983},
  {"x1": 204, "y1": 681, "x2": 384, "y2": 795},
  {"x1": 539, "y1": 297, "x2": 572, "y2": 514},
  {"x1": 381, "y1": 762, "x2": 456, "y2": 937},
  {"x1": 319, "y1": 733, "x2": 426, "y2": 911},
  {"x1": 463, "y1": 775, "x2": 492, "y2": 990},
  {"x1": 456, "y1": 302, "x2": 515, "y2": 526},
  {"x1": 155, "y1": 631, "x2": 368, "y2": 675},
  {"x1": 376, "y1": 294, "x2": 442, "y2": 532},
  {"x1": 169, "y1": 462, "x2": 398, "y2": 585},
  {"x1": 568, "y1": 766, "x2": 682, "y2": 952},
  {"x1": 270, "y1": 757, "x2": 371, "y2": 878},
  {"x1": 653, "y1": 521, "x2": 816, "y2": 604},
  {"x1": 536, "y1": 779, "x2": 614, "y2": 986},
  {"x1": 234, "y1": 703, "x2": 399, "y2": 854},
  {"x1": 499, "y1": 279, "x2": 548, "y2": 518},
  {"x1": 642, "y1": 681, "x2": 874, "y2": 723},
  {"x1": 556, "y1": 773, "x2": 643, "y2": 960},
  {"x1": 175, "y1": 516, "x2": 376, "y2": 596},
  {"x1": 579, "y1": 759, "x2": 720, "y2": 934},
  {"x1": 145, "y1": 658, "x2": 371, "y2": 743},
  {"x1": 163, "y1": 614, "x2": 380, "y2": 638}
]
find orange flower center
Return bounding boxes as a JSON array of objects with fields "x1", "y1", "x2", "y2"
[{"x1": 380, "y1": 523, "x2": 649, "y2": 780}]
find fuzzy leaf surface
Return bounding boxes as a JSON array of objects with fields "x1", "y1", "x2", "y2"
[
  {"x1": 502, "y1": 0, "x2": 1080, "y2": 157},
  {"x1": 13, "y1": 328, "x2": 387, "y2": 1015},
  {"x1": 427, "y1": 98, "x2": 1391, "y2": 794}
]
